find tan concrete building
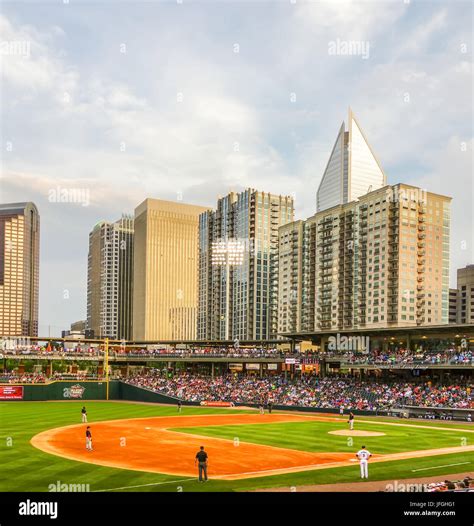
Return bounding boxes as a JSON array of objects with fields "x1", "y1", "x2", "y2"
[
  {"x1": 449, "y1": 288, "x2": 458, "y2": 323},
  {"x1": 278, "y1": 184, "x2": 451, "y2": 333},
  {"x1": 0, "y1": 202, "x2": 40, "y2": 336},
  {"x1": 133, "y1": 199, "x2": 209, "y2": 340},
  {"x1": 456, "y1": 264, "x2": 474, "y2": 324}
]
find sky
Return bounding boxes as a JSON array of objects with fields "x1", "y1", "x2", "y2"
[{"x1": 1, "y1": 0, "x2": 473, "y2": 335}]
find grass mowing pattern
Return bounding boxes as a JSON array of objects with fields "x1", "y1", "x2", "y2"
[
  {"x1": 173, "y1": 419, "x2": 470, "y2": 454},
  {"x1": 1, "y1": 401, "x2": 473, "y2": 492}
]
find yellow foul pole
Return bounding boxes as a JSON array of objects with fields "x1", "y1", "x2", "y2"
[{"x1": 105, "y1": 337, "x2": 109, "y2": 401}]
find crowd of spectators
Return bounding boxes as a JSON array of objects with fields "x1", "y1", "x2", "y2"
[
  {"x1": 2, "y1": 344, "x2": 101, "y2": 356},
  {"x1": 0, "y1": 372, "x2": 100, "y2": 383},
  {"x1": 113, "y1": 347, "x2": 289, "y2": 358},
  {"x1": 0, "y1": 372, "x2": 47, "y2": 384},
  {"x1": 425, "y1": 475, "x2": 473, "y2": 492},
  {"x1": 124, "y1": 371, "x2": 474, "y2": 411},
  {"x1": 324, "y1": 348, "x2": 474, "y2": 366},
  {"x1": 3, "y1": 343, "x2": 473, "y2": 365},
  {"x1": 1, "y1": 345, "x2": 290, "y2": 359}
]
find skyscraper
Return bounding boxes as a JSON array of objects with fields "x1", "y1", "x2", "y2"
[
  {"x1": 277, "y1": 220, "x2": 304, "y2": 335},
  {"x1": 278, "y1": 184, "x2": 451, "y2": 332},
  {"x1": 0, "y1": 202, "x2": 40, "y2": 336},
  {"x1": 456, "y1": 264, "x2": 474, "y2": 324},
  {"x1": 86, "y1": 215, "x2": 134, "y2": 339},
  {"x1": 198, "y1": 189, "x2": 294, "y2": 341},
  {"x1": 316, "y1": 109, "x2": 386, "y2": 212},
  {"x1": 449, "y1": 288, "x2": 459, "y2": 323},
  {"x1": 132, "y1": 199, "x2": 209, "y2": 341}
]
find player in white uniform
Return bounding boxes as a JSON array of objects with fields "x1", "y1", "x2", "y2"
[{"x1": 356, "y1": 445, "x2": 372, "y2": 478}]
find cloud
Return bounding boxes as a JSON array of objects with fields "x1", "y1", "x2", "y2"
[{"x1": 1, "y1": 1, "x2": 472, "y2": 330}]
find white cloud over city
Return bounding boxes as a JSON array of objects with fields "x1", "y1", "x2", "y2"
[{"x1": 1, "y1": 0, "x2": 472, "y2": 332}]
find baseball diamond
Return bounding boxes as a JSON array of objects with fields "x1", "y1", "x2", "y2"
[{"x1": 2, "y1": 400, "x2": 474, "y2": 492}]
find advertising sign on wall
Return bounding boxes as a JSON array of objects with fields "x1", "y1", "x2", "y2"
[{"x1": 0, "y1": 385, "x2": 24, "y2": 400}]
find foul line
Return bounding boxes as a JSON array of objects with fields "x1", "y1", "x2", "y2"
[
  {"x1": 93, "y1": 478, "x2": 192, "y2": 492},
  {"x1": 411, "y1": 462, "x2": 471, "y2": 473}
]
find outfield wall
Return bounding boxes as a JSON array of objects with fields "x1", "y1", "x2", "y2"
[
  {"x1": 1, "y1": 382, "x2": 471, "y2": 422},
  {"x1": 0, "y1": 381, "x2": 190, "y2": 405},
  {"x1": 0, "y1": 381, "x2": 120, "y2": 401},
  {"x1": 117, "y1": 382, "x2": 199, "y2": 405}
]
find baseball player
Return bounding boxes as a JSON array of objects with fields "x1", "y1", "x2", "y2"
[
  {"x1": 348, "y1": 412, "x2": 355, "y2": 430},
  {"x1": 177, "y1": 401, "x2": 182, "y2": 413},
  {"x1": 81, "y1": 406, "x2": 87, "y2": 423},
  {"x1": 356, "y1": 445, "x2": 372, "y2": 478},
  {"x1": 86, "y1": 426, "x2": 93, "y2": 451}
]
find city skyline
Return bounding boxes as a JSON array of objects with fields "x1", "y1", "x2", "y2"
[{"x1": 1, "y1": 2, "x2": 472, "y2": 332}]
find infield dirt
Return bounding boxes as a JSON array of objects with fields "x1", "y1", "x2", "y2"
[
  {"x1": 30, "y1": 413, "x2": 474, "y2": 481},
  {"x1": 31, "y1": 413, "x2": 354, "y2": 479}
]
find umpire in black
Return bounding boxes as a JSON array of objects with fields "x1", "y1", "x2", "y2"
[{"x1": 195, "y1": 446, "x2": 208, "y2": 482}]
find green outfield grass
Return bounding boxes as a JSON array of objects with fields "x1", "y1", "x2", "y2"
[
  {"x1": 1, "y1": 401, "x2": 473, "y2": 492},
  {"x1": 173, "y1": 419, "x2": 472, "y2": 454}
]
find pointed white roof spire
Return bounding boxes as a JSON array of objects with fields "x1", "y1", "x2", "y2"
[{"x1": 316, "y1": 109, "x2": 386, "y2": 212}]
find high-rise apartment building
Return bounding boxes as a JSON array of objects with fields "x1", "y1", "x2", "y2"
[
  {"x1": 278, "y1": 184, "x2": 451, "y2": 333},
  {"x1": 133, "y1": 199, "x2": 209, "y2": 341},
  {"x1": 0, "y1": 202, "x2": 40, "y2": 336},
  {"x1": 456, "y1": 264, "x2": 474, "y2": 324},
  {"x1": 198, "y1": 189, "x2": 294, "y2": 341},
  {"x1": 316, "y1": 109, "x2": 386, "y2": 212},
  {"x1": 277, "y1": 221, "x2": 304, "y2": 335},
  {"x1": 86, "y1": 215, "x2": 134, "y2": 339}
]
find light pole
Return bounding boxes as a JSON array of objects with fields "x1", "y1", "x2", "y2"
[{"x1": 211, "y1": 239, "x2": 245, "y2": 341}]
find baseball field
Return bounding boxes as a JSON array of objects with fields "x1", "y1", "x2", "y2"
[{"x1": 2, "y1": 401, "x2": 474, "y2": 492}]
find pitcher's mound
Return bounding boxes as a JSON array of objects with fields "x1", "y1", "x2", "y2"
[{"x1": 329, "y1": 430, "x2": 386, "y2": 437}]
